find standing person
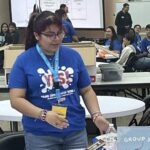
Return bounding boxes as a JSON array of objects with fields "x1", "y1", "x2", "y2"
[
  {"x1": 105, "y1": 26, "x2": 122, "y2": 54},
  {"x1": 9, "y1": 22, "x2": 20, "y2": 44},
  {"x1": 115, "y1": 3, "x2": 132, "y2": 42},
  {"x1": 60, "y1": 4, "x2": 72, "y2": 24},
  {"x1": 55, "y1": 9, "x2": 79, "y2": 43},
  {"x1": 9, "y1": 11, "x2": 109, "y2": 150}
]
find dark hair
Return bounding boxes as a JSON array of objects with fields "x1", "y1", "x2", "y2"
[
  {"x1": 55, "y1": 9, "x2": 66, "y2": 20},
  {"x1": 134, "y1": 24, "x2": 141, "y2": 30},
  {"x1": 1, "y1": 23, "x2": 9, "y2": 33},
  {"x1": 145, "y1": 24, "x2": 150, "y2": 29},
  {"x1": 124, "y1": 28, "x2": 135, "y2": 44},
  {"x1": 9, "y1": 22, "x2": 17, "y2": 29},
  {"x1": 106, "y1": 26, "x2": 118, "y2": 50},
  {"x1": 123, "y1": 3, "x2": 129, "y2": 8},
  {"x1": 25, "y1": 11, "x2": 62, "y2": 50},
  {"x1": 60, "y1": 4, "x2": 66, "y2": 9}
]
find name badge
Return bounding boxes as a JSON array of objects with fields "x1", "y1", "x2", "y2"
[{"x1": 52, "y1": 105, "x2": 67, "y2": 119}]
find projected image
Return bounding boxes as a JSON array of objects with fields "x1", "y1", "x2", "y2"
[{"x1": 10, "y1": 0, "x2": 104, "y2": 29}]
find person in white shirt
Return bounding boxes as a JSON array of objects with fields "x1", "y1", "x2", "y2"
[{"x1": 116, "y1": 29, "x2": 136, "y2": 66}]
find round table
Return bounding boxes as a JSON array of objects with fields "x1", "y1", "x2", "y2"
[{"x1": 0, "y1": 96, "x2": 145, "y2": 131}]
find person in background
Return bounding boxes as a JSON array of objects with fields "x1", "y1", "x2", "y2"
[
  {"x1": 60, "y1": 4, "x2": 72, "y2": 24},
  {"x1": 0, "y1": 23, "x2": 11, "y2": 46},
  {"x1": 134, "y1": 24, "x2": 150, "y2": 70},
  {"x1": 116, "y1": 29, "x2": 136, "y2": 66},
  {"x1": 55, "y1": 9, "x2": 79, "y2": 43},
  {"x1": 134, "y1": 24, "x2": 142, "y2": 51},
  {"x1": 0, "y1": 23, "x2": 11, "y2": 69},
  {"x1": 9, "y1": 11, "x2": 109, "y2": 150},
  {"x1": 115, "y1": 3, "x2": 132, "y2": 42},
  {"x1": 9, "y1": 22, "x2": 20, "y2": 44},
  {"x1": 105, "y1": 26, "x2": 122, "y2": 54}
]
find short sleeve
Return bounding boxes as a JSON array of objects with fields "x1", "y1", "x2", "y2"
[
  {"x1": 113, "y1": 40, "x2": 122, "y2": 52},
  {"x1": 8, "y1": 55, "x2": 27, "y2": 89}
]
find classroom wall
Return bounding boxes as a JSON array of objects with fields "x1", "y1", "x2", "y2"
[
  {"x1": 0, "y1": 0, "x2": 10, "y2": 27},
  {"x1": 0, "y1": 0, "x2": 129, "y2": 41}
]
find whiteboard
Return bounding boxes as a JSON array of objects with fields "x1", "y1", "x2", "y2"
[
  {"x1": 116, "y1": 2, "x2": 150, "y2": 28},
  {"x1": 10, "y1": 0, "x2": 104, "y2": 29}
]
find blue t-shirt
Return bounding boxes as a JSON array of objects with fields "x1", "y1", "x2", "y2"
[
  {"x1": 134, "y1": 33, "x2": 142, "y2": 52},
  {"x1": 141, "y1": 37, "x2": 150, "y2": 53},
  {"x1": 62, "y1": 20, "x2": 76, "y2": 43},
  {"x1": 105, "y1": 39, "x2": 122, "y2": 53},
  {"x1": 9, "y1": 45, "x2": 91, "y2": 137}
]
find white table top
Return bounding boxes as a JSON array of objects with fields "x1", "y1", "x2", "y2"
[
  {"x1": 80, "y1": 96, "x2": 145, "y2": 118},
  {"x1": 0, "y1": 96, "x2": 145, "y2": 122},
  {"x1": 94, "y1": 72, "x2": 150, "y2": 86}
]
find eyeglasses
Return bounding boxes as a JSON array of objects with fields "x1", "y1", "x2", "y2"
[{"x1": 41, "y1": 31, "x2": 65, "y2": 40}]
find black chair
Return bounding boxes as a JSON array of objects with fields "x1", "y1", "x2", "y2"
[
  {"x1": 128, "y1": 95, "x2": 150, "y2": 126},
  {"x1": 124, "y1": 52, "x2": 138, "y2": 72},
  {"x1": 0, "y1": 132, "x2": 25, "y2": 150}
]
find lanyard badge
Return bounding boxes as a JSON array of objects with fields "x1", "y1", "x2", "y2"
[
  {"x1": 36, "y1": 43, "x2": 61, "y2": 99},
  {"x1": 36, "y1": 44, "x2": 68, "y2": 118}
]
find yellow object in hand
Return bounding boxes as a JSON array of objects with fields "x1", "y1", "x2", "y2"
[{"x1": 52, "y1": 105, "x2": 67, "y2": 119}]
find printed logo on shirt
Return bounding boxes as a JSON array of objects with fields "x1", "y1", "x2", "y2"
[{"x1": 37, "y1": 66, "x2": 74, "y2": 94}]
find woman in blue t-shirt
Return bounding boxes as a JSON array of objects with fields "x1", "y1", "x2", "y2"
[
  {"x1": 9, "y1": 11, "x2": 109, "y2": 150},
  {"x1": 55, "y1": 9, "x2": 79, "y2": 43},
  {"x1": 105, "y1": 26, "x2": 122, "y2": 54}
]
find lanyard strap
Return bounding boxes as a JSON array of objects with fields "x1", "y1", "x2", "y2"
[{"x1": 36, "y1": 43, "x2": 61, "y2": 100}]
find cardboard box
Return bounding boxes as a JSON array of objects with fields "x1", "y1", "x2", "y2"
[
  {"x1": 8, "y1": 44, "x2": 25, "y2": 50},
  {"x1": 3, "y1": 49, "x2": 24, "y2": 85},
  {"x1": 63, "y1": 43, "x2": 96, "y2": 66},
  {"x1": 3, "y1": 49, "x2": 24, "y2": 69},
  {"x1": 87, "y1": 65, "x2": 96, "y2": 82}
]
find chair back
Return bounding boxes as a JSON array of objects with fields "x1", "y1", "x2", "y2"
[
  {"x1": 124, "y1": 52, "x2": 138, "y2": 72},
  {"x1": 0, "y1": 132, "x2": 25, "y2": 150}
]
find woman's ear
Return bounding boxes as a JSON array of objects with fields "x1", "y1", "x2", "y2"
[{"x1": 34, "y1": 32, "x2": 39, "y2": 40}]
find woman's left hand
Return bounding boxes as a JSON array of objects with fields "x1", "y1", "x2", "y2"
[{"x1": 94, "y1": 115, "x2": 109, "y2": 134}]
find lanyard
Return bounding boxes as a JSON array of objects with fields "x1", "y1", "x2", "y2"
[{"x1": 36, "y1": 43, "x2": 61, "y2": 100}]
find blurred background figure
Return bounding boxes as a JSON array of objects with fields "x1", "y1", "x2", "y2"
[
  {"x1": 0, "y1": 23, "x2": 11, "y2": 69},
  {"x1": 0, "y1": 23, "x2": 11, "y2": 46},
  {"x1": 9, "y1": 22, "x2": 20, "y2": 44},
  {"x1": 55, "y1": 9, "x2": 79, "y2": 43},
  {"x1": 115, "y1": 3, "x2": 132, "y2": 42},
  {"x1": 134, "y1": 24, "x2": 142, "y2": 51},
  {"x1": 60, "y1": 4, "x2": 72, "y2": 24},
  {"x1": 116, "y1": 29, "x2": 136, "y2": 66},
  {"x1": 105, "y1": 26, "x2": 122, "y2": 54}
]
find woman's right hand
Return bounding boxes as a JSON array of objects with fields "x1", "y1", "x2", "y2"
[{"x1": 45, "y1": 111, "x2": 69, "y2": 129}]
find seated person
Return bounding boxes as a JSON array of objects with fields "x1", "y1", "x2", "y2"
[
  {"x1": 0, "y1": 23, "x2": 11, "y2": 69},
  {"x1": 105, "y1": 26, "x2": 122, "y2": 54},
  {"x1": 116, "y1": 29, "x2": 136, "y2": 66},
  {"x1": 55, "y1": 9, "x2": 79, "y2": 43},
  {"x1": 0, "y1": 23, "x2": 11, "y2": 46},
  {"x1": 134, "y1": 24, "x2": 142, "y2": 51},
  {"x1": 134, "y1": 24, "x2": 150, "y2": 70},
  {"x1": 9, "y1": 22, "x2": 20, "y2": 44}
]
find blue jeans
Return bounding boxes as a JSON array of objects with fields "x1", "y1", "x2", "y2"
[
  {"x1": 135, "y1": 57, "x2": 150, "y2": 70},
  {"x1": 24, "y1": 129, "x2": 88, "y2": 150}
]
